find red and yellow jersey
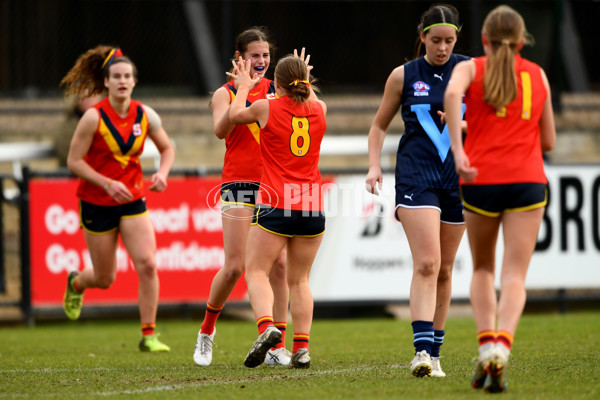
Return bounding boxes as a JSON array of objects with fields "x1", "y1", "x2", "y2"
[
  {"x1": 77, "y1": 97, "x2": 148, "y2": 205},
  {"x1": 258, "y1": 96, "x2": 327, "y2": 211},
  {"x1": 221, "y1": 78, "x2": 276, "y2": 182},
  {"x1": 463, "y1": 55, "x2": 548, "y2": 185}
]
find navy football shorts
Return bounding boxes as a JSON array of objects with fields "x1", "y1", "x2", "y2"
[
  {"x1": 395, "y1": 182, "x2": 464, "y2": 224},
  {"x1": 252, "y1": 205, "x2": 325, "y2": 237},
  {"x1": 460, "y1": 183, "x2": 548, "y2": 217},
  {"x1": 220, "y1": 181, "x2": 260, "y2": 210},
  {"x1": 79, "y1": 198, "x2": 148, "y2": 234}
]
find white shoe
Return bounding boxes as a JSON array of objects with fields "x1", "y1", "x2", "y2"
[
  {"x1": 431, "y1": 356, "x2": 446, "y2": 377},
  {"x1": 193, "y1": 328, "x2": 216, "y2": 366},
  {"x1": 265, "y1": 347, "x2": 292, "y2": 366},
  {"x1": 290, "y1": 348, "x2": 311, "y2": 369},
  {"x1": 244, "y1": 326, "x2": 282, "y2": 368},
  {"x1": 472, "y1": 344, "x2": 495, "y2": 389},
  {"x1": 410, "y1": 350, "x2": 432, "y2": 377},
  {"x1": 484, "y1": 348, "x2": 509, "y2": 393}
]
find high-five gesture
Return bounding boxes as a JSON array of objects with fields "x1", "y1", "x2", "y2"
[
  {"x1": 227, "y1": 57, "x2": 261, "y2": 91},
  {"x1": 293, "y1": 47, "x2": 313, "y2": 79}
]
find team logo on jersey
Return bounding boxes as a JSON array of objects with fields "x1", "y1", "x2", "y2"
[
  {"x1": 266, "y1": 93, "x2": 276, "y2": 99},
  {"x1": 413, "y1": 81, "x2": 430, "y2": 97},
  {"x1": 133, "y1": 123, "x2": 142, "y2": 136}
]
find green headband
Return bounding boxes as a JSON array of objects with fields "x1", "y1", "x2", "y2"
[{"x1": 423, "y1": 22, "x2": 458, "y2": 32}]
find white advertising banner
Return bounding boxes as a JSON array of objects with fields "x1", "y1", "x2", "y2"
[{"x1": 310, "y1": 165, "x2": 600, "y2": 302}]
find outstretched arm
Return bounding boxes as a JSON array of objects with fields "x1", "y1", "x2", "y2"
[
  {"x1": 445, "y1": 60, "x2": 477, "y2": 182},
  {"x1": 366, "y1": 66, "x2": 403, "y2": 195}
]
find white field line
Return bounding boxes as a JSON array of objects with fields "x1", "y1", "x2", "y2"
[{"x1": 0, "y1": 364, "x2": 406, "y2": 397}]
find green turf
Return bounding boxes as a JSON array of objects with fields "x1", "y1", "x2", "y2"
[{"x1": 0, "y1": 312, "x2": 599, "y2": 399}]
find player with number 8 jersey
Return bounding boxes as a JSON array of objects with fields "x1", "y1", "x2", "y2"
[
  {"x1": 258, "y1": 95, "x2": 326, "y2": 211},
  {"x1": 229, "y1": 49, "x2": 327, "y2": 369}
]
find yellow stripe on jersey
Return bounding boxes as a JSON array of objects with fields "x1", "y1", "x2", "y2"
[
  {"x1": 520, "y1": 71, "x2": 532, "y2": 120},
  {"x1": 248, "y1": 122, "x2": 260, "y2": 144},
  {"x1": 229, "y1": 90, "x2": 261, "y2": 144},
  {"x1": 98, "y1": 108, "x2": 148, "y2": 169}
]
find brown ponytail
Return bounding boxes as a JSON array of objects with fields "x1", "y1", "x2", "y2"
[
  {"x1": 482, "y1": 5, "x2": 532, "y2": 109},
  {"x1": 60, "y1": 45, "x2": 137, "y2": 98}
]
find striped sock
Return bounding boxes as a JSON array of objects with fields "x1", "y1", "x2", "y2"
[
  {"x1": 431, "y1": 329, "x2": 445, "y2": 357},
  {"x1": 411, "y1": 320, "x2": 434, "y2": 355},
  {"x1": 141, "y1": 322, "x2": 155, "y2": 337},
  {"x1": 495, "y1": 330, "x2": 514, "y2": 355},
  {"x1": 273, "y1": 321, "x2": 287, "y2": 350},
  {"x1": 477, "y1": 330, "x2": 497, "y2": 355},
  {"x1": 293, "y1": 333, "x2": 309, "y2": 353},
  {"x1": 257, "y1": 316, "x2": 274, "y2": 334},
  {"x1": 200, "y1": 303, "x2": 224, "y2": 335}
]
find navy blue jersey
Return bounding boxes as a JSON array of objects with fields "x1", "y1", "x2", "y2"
[{"x1": 395, "y1": 54, "x2": 469, "y2": 189}]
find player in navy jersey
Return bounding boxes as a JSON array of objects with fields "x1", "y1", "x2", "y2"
[{"x1": 366, "y1": 4, "x2": 467, "y2": 378}]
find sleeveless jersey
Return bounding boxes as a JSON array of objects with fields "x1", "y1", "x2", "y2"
[
  {"x1": 258, "y1": 96, "x2": 326, "y2": 211},
  {"x1": 397, "y1": 53, "x2": 469, "y2": 189},
  {"x1": 77, "y1": 97, "x2": 149, "y2": 206},
  {"x1": 463, "y1": 55, "x2": 547, "y2": 185},
  {"x1": 221, "y1": 78, "x2": 277, "y2": 182}
]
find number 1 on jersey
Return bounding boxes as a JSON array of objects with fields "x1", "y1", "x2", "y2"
[{"x1": 496, "y1": 71, "x2": 532, "y2": 119}]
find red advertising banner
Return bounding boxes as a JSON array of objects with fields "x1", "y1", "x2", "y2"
[{"x1": 29, "y1": 176, "x2": 247, "y2": 306}]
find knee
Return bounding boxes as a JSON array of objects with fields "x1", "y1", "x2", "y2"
[
  {"x1": 222, "y1": 258, "x2": 245, "y2": 283},
  {"x1": 96, "y1": 273, "x2": 116, "y2": 289},
  {"x1": 414, "y1": 258, "x2": 439, "y2": 279},
  {"x1": 437, "y1": 263, "x2": 453, "y2": 284},
  {"x1": 269, "y1": 260, "x2": 286, "y2": 282},
  {"x1": 135, "y1": 256, "x2": 158, "y2": 280},
  {"x1": 501, "y1": 273, "x2": 525, "y2": 289},
  {"x1": 286, "y1": 272, "x2": 308, "y2": 288}
]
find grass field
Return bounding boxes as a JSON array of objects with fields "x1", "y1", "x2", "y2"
[{"x1": 1, "y1": 312, "x2": 599, "y2": 399}]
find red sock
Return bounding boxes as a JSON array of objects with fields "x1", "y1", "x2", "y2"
[
  {"x1": 496, "y1": 330, "x2": 514, "y2": 351},
  {"x1": 257, "y1": 316, "x2": 274, "y2": 334},
  {"x1": 293, "y1": 333, "x2": 309, "y2": 353},
  {"x1": 200, "y1": 303, "x2": 224, "y2": 335},
  {"x1": 141, "y1": 322, "x2": 155, "y2": 337},
  {"x1": 477, "y1": 330, "x2": 496, "y2": 347},
  {"x1": 273, "y1": 321, "x2": 287, "y2": 350}
]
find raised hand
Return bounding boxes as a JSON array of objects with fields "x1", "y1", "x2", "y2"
[
  {"x1": 226, "y1": 57, "x2": 260, "y2": 90},
  {"x1": 293, "y1": 47, "x2": 313, "y2": 78}
]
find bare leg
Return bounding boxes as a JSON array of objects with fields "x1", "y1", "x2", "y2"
[
  {"x1": 396, "y1": 207, "x2": 442, "y2": 322},
  {"x1": 433, "y1": 222, "x2": 465, "y2": 330},
  {"x1": 270, "y1": 247, "x2": 289, "y2": 323},
  {"x1": 120, "y1": 213, "x2": 159, "y2": 324},
  {"x1": 286, "y1": 235, "x2": 323, "y2": 335},
  {"x1": 207, "y1": 207, "x2": 253, "y2": 306},
  {"x1": 78, "y1": 230, "x2": 119, "y2": 290},
  {"x1": 245, "y1": 227, "x2": 287, "y2": 321},
  {"x1": 497, "y1": 208, "x2": 545, "y2": 335},
  {"x1": 464, "y1": 211, "x2": 501, "y2": 333}
]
